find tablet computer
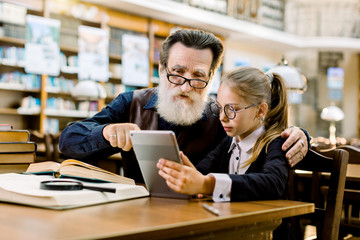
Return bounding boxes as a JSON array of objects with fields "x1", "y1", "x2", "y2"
[{"x1": 130, "y1": 130, "x2": 189, "y2": 199}]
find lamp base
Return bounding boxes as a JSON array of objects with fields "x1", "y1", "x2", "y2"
[{"x1": 329, "y1": 121, "x2": 336, "y2": 146}]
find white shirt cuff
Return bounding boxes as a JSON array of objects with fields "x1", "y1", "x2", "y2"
[{"x1": 209, "y1": 173, "x2": 231, "y2": 202}]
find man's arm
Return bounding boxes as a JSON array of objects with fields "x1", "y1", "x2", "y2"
[
  {"x1": 281, "y1": 127, "x2": 311, "y2": 167},
  {"x1": 59, "y1": 92, "x2": 134, "y2": 160}
]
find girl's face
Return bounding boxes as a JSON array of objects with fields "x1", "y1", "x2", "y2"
[{"x1": 216, "y1": 83, "x2": 263, "y2": 141}]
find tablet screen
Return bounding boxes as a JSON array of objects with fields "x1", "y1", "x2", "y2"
[{"x1": 130, "y1": 130, "x2": 188, "y2": 199}]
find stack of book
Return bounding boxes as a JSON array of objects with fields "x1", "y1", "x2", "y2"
[{"x1": 0, "y1": 124, "x2": 36, "y2": 173}]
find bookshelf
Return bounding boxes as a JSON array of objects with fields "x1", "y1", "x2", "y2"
[
  {"x1": 0, "y1": 33, "x2": 41, "y2": 130},
  {"x1": 89, "y1": 0, "x2": 360, "y2": 52},
  {"x1": 0, "y1": 25, "x2": 99, "y2": 133},
  {"x1": 0, "y1": 0, "x2": 201, "y2": 134},
  {"x1": 148, "y1": 19, "x2": 175, "y2": 87}
]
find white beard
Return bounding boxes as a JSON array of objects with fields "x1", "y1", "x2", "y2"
[{"x1": 156, "y1": 81, "x2": 210, "y2": 126}]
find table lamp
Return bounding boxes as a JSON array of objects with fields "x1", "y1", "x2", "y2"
[
  {"x1": 71, "y1": 80, "x2": 107, "y2": 100},
  {"x1": 320, "y1": 106, "x2": 344, "y2": 145},
  {"x1": 266, "y1": 56, "x2": 307, "y2": 93},
  {"x1": 71, "y1": 80, "x2": 107, "y2": 116},
  {"x1": 267, "y1": 56, "x2": 307, "y2": 126}
]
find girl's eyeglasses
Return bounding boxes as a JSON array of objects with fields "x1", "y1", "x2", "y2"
[{"x1": 210, "y1": 102, "x2": 259, "y2": 120}]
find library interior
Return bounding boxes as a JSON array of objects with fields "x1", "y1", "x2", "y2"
[{"x1": 0, "y1": 0, "x2": 360, "y2": 240}]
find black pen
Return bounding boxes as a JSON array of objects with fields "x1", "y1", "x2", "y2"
[{"x1": 202, "y1": 203, "x2": 221, "y2": 216}]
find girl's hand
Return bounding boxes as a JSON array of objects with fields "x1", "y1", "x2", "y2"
[{"x1": 156, "y1": 152, "x2": 215, "y2": 195}]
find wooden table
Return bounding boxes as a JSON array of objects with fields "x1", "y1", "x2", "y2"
[
  {"x1": 346, "y1": 164, "x2": 360, "y2": 183},
  {"x1": 0, "y1": 197, "x2": 313, "y2": 240}
]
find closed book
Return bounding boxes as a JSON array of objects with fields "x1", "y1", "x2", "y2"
[
  {"x1": 0, "y1": 124, "x2": 13, "y2": 131},
  {"x1": 0, "y1": 152, "x2": 36, "y2": 164},
  {"x1": 0, "y1": 173, "x2": 149, "y2": 209},
  {"x1": 0, "y1": 130, "x2": 30, "y2": 142},
  {"x1": 0, "y1": 142, "x2": 36, "y2": 153},
  {"x1": 26, "y1": 159, "x2": 134, "y2": 185},
  {"x1": 0, "y1": 164, "x2": 29, "y2": 173}
]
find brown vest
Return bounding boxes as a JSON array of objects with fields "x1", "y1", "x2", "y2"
[
  {"x1": 129, "y1": 88, "x2": 158, "y2": 130},
  {"x1": 122, "y1": 88, "x2": 159, "y2": 183}
]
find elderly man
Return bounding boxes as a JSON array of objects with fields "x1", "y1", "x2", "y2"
[{"x1": 59, "y1": 29, "x2": 309, "y2": 183}]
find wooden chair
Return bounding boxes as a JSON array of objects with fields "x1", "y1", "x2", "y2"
[
  {"x1": 316, "y1": 145, "x2": 360, "y2": 238},
  {"x1": 340, "y1": 189, "x2": 360, "y2": 238},
  {"x1": 29, "y1": 130, "x2": 52, "y2": 162},
  {"x1": 50, "y1": 132, "x2": 67, "y2": 163},
  {"x1": 288, "y1": 149, "x2": 349, "y2": 240},
  {"x1": 311, "y1": 137, "x2": 336, "y2": 152},
  {"x1": 315, "y1": 145, "x2": 360, "y2": 164}
]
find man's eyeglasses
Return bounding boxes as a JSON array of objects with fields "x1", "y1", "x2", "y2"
[
  {"x1": 210, "y1": 102, "x2": 259, "y2": 120},
  {"x1": 165, "y1": 66, "x2": 210, "y2": 89}
]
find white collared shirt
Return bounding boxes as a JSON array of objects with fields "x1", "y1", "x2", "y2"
[{"x1": 210, "y1": 126, "x2": 266, "y2": 202}]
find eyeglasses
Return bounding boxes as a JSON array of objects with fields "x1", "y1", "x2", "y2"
[
  {"x1": 210, "y1": 102, "x2": 259, "y2": 120},
  {"x1": 165, "y1": 66, "x2": 210, "y2": 89}
]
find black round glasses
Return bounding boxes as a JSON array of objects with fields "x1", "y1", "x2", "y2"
[
  {"x1": 165, "y1": 66, "x2": 210, "y2": 89},
  {"x1": 210, "y1": 102, "x2": 259, "y2": 120}
]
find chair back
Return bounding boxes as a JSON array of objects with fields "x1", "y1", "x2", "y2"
[
  {"x1": 334, "y1": 146, "x2": 360, "y2": 237},
  {"x1": 314, "y1": 145, "x2": 360, "y2": 164},
  {"x1": 50, "y1": 132, "x2": 61, "y2": 162},
  {"x1": 29, "y1": 130, "x2": 52, "y2": 162},
  {"x1": 289, "y1": 149, "x2": 349, "y2": 240}
]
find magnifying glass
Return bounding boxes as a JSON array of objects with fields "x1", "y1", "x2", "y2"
[{"x1": 40, "y1": 180, "x2": 116, "y2": 193}]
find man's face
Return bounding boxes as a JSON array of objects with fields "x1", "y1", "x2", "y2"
[{"x1": 156, "y1": 42, "x2": 214, "y2": 126}]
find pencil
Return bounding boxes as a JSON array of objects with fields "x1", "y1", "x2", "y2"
[{"x1": 202, "y1": 203, "x2": 221, "y2": 216}]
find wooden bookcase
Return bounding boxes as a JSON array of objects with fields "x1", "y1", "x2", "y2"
[{"x1": 0, "y1": 0, "x2": 200, "y2": 134}]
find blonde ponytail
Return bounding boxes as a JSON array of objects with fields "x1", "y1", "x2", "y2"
[{"x1": 221, "y1": 67, "x2": 289, "y2": 167}]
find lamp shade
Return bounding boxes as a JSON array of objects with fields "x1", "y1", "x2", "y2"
[
  {"x1": 320, "y1": 106, "x2": 344, "y2": 121},
  {"x1": 267, "y1": 65, "x2": 307, "y2": 92},
  {"x1": 71, "y1": 80, "x2": 107, "y2": 100}
]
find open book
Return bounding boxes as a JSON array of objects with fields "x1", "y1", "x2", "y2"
[
  {"x1": 0, "y1": 173, "x2": 149, "y2": 209},
  {"x1": 26, "y1": 159, "x2": 134, "y2": 185}
]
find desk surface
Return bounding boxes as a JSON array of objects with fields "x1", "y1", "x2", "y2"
[
  {"x1": 0, "y1": 197, "x2": 313, "y2": 240},
  {"x1": 346, "y1": 164, "x2": 360, "y2": 182}
]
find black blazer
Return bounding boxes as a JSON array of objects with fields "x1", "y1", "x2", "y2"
[{"x1": 196, "y1": 136, "x2": 289, "y2": 201}]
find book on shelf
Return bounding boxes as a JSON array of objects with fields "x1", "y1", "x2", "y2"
[
  {"x1": 0, "y1": 152, "x2": 35, "y2": 164},
  {"x1": 26, "y1": 159, "x2": 135, "y2": 185},
  {"x1": 0, "y1": 173, "x2": 149, "y2": 209},
  {"x1": 0, "y1": 72, "x2": 41, "y2": 91},
  {"x1": 0, "y1": 130, "x2": 30, "y2": 142},
  {"x1": 44, "y1": 118, "x2": 59, "y2": 135},
  {"x1": 18, "y1": 96, "x2": 41, "y2": 114},
  {"x1": 0, "y1": 142, "x2": 36, "y2": 153}
]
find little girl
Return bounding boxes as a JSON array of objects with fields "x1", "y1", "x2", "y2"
[{"x1": 157, "y1": 66, "x2": 291, "y2": 239}]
